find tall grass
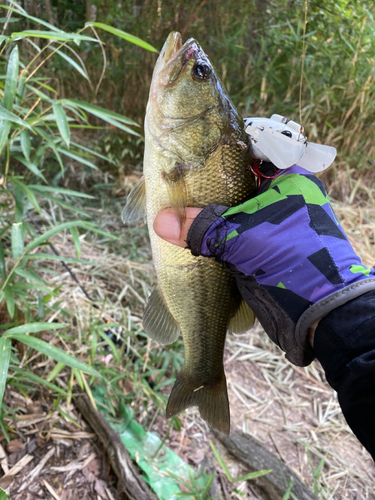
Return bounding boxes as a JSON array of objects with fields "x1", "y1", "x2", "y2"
[
  {"x1": 0, "y1": 1, "x2": 156, "y2": 435},
  {"x1": 34, "y1": 0, "x2": 375, "y2": 176}
]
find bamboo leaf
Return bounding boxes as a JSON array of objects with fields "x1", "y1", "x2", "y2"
[
  {"x1": 70, "y1": 140, "x2": 116, "y2": 164},
  {"x1": 22, "y1": 220, "x2": 96, "y2": 254},
  {"x1": 235, "y1": 470, "x2": 272, "y2": 482},
  {"x1": 11, "y1": 222, "x2": 23, "y2": 259},
  {"x1": 8, "y1": 333, "x2": 101, "y2": 378},
  {"x1": 10, "y1": 154, "x2": 47, "y2": 183},
  {"x1": 14, "y1": 268, "x2": 45, "y2": 285},
  {"x1": 33, "y1": 127, "x2": 64, "y2": 171},
  {"x1": 27, "y1": 85, "x2": 54, "y2": 103},
  {"x1": 64, "y1": 99, "x2": 140, "y2": 126},
  {"x1": 25, "y1": 253, "x2": 96, "y2": 265},
  {"x1": 86, "y1": 22, "x2": 158, "y2": 53},
  {"x1": 0, "y1": 485, "x2": 9, "y2": 499},
  {"x1": 22, "y1": 220, "x2": 117, "y2": 256},
  {"x1": 10, "y1": 30, "x2": 98, "y2": 44},
  {"x1": 0, "y1": 337, "x2": 11, "y2": 408},
  {"x1": 3, "y1": 45, "x2": 19, "y2": 111},
  {"x1": 11, "y1": 284, "x2": 48, "y2": 293},
  {"x1": 69, "y1": 226, "x2": 81, "y2": 258},
  {"x1": 15, "y1": 70, "x2": 27, "y2": 105},
  {"x1": 4, "y1": 286, "x2": 14, "y2": 319},
  {"x1": 0, "y1": 104, "x2": 32, "y2": 130},
  {"x1": 73, "y1": 368, "x2": 84, "y2": 389},
  {"x1": 201, "y1": 473, "x2": 215, "y2": 497},
  {"x1": 57, "y1": 147, "x2": 98, "y2": 170},
  {"x1": 20, "y1": 129, "x2": 31, "y2": 161},
  {"x1": 9, "y1": 176, "x2": 41, "y2": 213},
  {"x1": 0, "y1": 120, "x2": 11, "y2": 156},
  {"x1": 28, "y1": 189, "x2": 90, "y2": 217},
  {"x1": 0, "y1": 240, "x2": 6, "y2": 282},
  {"x1": 28, "y1": 80, "x2": 57, "y2": 94},
  {"x1": 50, "y1": 47, "x2": 89, "y2": 80},
  {"x1": 46, "y1": 361, "x2": 65, "y2": 382},
  {"x1": 52, "y1": 101, "x2": 70, "y2": 148},
  {"x1": 28, "y1": 185, "x2": 94, "y2": 199},
  {"x1": 209, "y1": 440, "x2": 233, "y2": 482},
  {"x1": 0, "y1": 5, "x2": 64, "y2": 32},
  {"x1": 79, "y1": 222, "x2": 118, "y2": 240},
  {"x1": 10, "y1": 365, "x2": 68, "y2": 395},
  {"x1": 3, "y1": 322, "x2": 68, "y2": 336},
  {"x1": 96, "y1": 325, "x2": 120, "y2": 364}
]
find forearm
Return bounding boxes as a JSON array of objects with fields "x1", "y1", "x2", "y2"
[{"x1": 314, "y1": 290, "x2": 375, "y2": 461}]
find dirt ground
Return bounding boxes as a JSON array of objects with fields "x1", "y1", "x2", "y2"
[{"x1": 1, "y1": 170, "x2": 374, "y2": 499}]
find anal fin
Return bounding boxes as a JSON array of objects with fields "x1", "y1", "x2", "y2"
[
  {"x1": 228, "y1": 299, "x2": 255, "y2": 334},
  {"x1": 143, "y1": 283, "x2": 180, "y2": 344},
  {"x1": 122, "y1": 175, "x2": 146, "y2": 223},
  {"x1": 166, "y1": 368, "x2": 230, "y2": 435}
]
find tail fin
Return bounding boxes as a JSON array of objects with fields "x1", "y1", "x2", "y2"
[{"x1": 166, "y1": 370, "x2": 230, "y2": 434}]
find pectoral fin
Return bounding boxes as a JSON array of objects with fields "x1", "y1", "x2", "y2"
[
  {"x1": 122, "y1": 176, "x2": 146, "y2": 223},
  {"x1": 163, "y1": 164, "x2": 187, "y2": 227},
  {"x1": 143, "y1": 284, "x2": 180, "y2": 344},
  {"x1": 228, "y1": 299, "x2": 255, "y2": 334}
]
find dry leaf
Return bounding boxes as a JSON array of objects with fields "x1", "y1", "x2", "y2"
[{"x1": 6, "y1": 439, "x2": 24, "y2": 454}]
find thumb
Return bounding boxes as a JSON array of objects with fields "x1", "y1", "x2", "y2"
[{"x1": 153, "y1": 207, "x2": 203, "y2": 247}]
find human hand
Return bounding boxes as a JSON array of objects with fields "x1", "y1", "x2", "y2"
[
  {"x1": 153, "y1": 165, "x2": 375, "y2": 367},
  {"x1": 153, "y1": 207, "x2": 202, "y2": 247}
]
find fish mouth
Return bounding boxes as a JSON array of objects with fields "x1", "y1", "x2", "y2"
[{"x1": 154, "y1": 31, "x2": 206, "y2": 86}]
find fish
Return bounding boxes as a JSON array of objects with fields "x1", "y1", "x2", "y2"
[{"x1": 122, "y1": 32, "x2": 256, "y2": 434}]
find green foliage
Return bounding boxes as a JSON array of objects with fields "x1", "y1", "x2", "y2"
[
  {"x1": 0, "y1": 487, "x2": 9, "y2": 500},
  {"x1": 0, "y1": 3, "x2": 154, "y2": 415},
  {"x1": 304, "y1": 443, "x2": 327, "y2": 498},
  {"x1": 35, "y1": 0, "x2": 375, "y2": 174},
  {"x1": 166, "y1": 469, "x2": 215, "y2": 499},
  {"x1": 209, "y1": 439, "x2": 271, "y2": 492}
]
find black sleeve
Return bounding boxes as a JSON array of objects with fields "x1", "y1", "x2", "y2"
[{"x1": 313, "y1": 289, "x2": 375, "y2": 462}]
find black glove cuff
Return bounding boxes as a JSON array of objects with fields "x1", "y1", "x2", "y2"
[
  {"x1": 186, "y1": 203, "x2": 228, "y2": 256},
  {"x1": 295, "y1": 277, "x2": 375, "y2": 358}
]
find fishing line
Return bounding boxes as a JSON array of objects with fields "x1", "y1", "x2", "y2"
[{"x1": 299, "y1": 0, "x2": 309, "y2": 133}]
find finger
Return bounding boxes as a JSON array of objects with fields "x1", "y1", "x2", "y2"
[{"x1": 153, "y1": 207, "x2": 203, "y2": 247}]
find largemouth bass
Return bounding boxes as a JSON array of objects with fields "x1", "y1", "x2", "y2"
[{"x1": 123, "y1": 32, "x2": 256, "y2": 434}]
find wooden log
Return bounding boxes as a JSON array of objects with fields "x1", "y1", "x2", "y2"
[
  {"x1": 214, "y1": 430, "x2": 318, "y2": 500},
  {"x1": 75, "y1": 395, "x2": 158, "y2": 500}
]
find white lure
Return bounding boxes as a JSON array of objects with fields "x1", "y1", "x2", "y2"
[{"x1": 244, "y1": 114, "x2": 337, "y2": 173}]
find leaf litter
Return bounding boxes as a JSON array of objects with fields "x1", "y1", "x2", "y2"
[{"x1": 0, "y1": 167, "x2": 374, "y2": 499}]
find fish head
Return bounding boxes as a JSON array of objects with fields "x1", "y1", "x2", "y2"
[{"x1": 147, "y1": 32, "x2": 243, "y2": 165}]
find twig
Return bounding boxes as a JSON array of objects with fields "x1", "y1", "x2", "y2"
[
  {"x1": 75, "y1": 394, "x2": 158, "y2": 500},
  {"x1": 181, "y1": 0, "x2": 209, "y2": 39}
]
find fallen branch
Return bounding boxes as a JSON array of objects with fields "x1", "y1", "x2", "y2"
[
  {"x1": 75, "y1": 395, "x2": 158, "y2": 500},
  {"x1": 214, "y1": 430, "x2": 318, "y2": 500}
]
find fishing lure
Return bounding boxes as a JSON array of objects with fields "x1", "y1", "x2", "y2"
[{"x1": 244, "y1": 114, "x2": 336, "y2": 173}]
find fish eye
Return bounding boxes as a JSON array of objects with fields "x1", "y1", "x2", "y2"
[
  {"x1": 192, "y1": 62, "x2": 211, "y2": 80},
  {"x1": 281, "y1": 130, "x2": 293, "y2": 138}
]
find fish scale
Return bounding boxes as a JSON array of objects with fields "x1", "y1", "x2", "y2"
[{"x1": 123, "y1": 31, "x2": 256, "y2": 433}]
